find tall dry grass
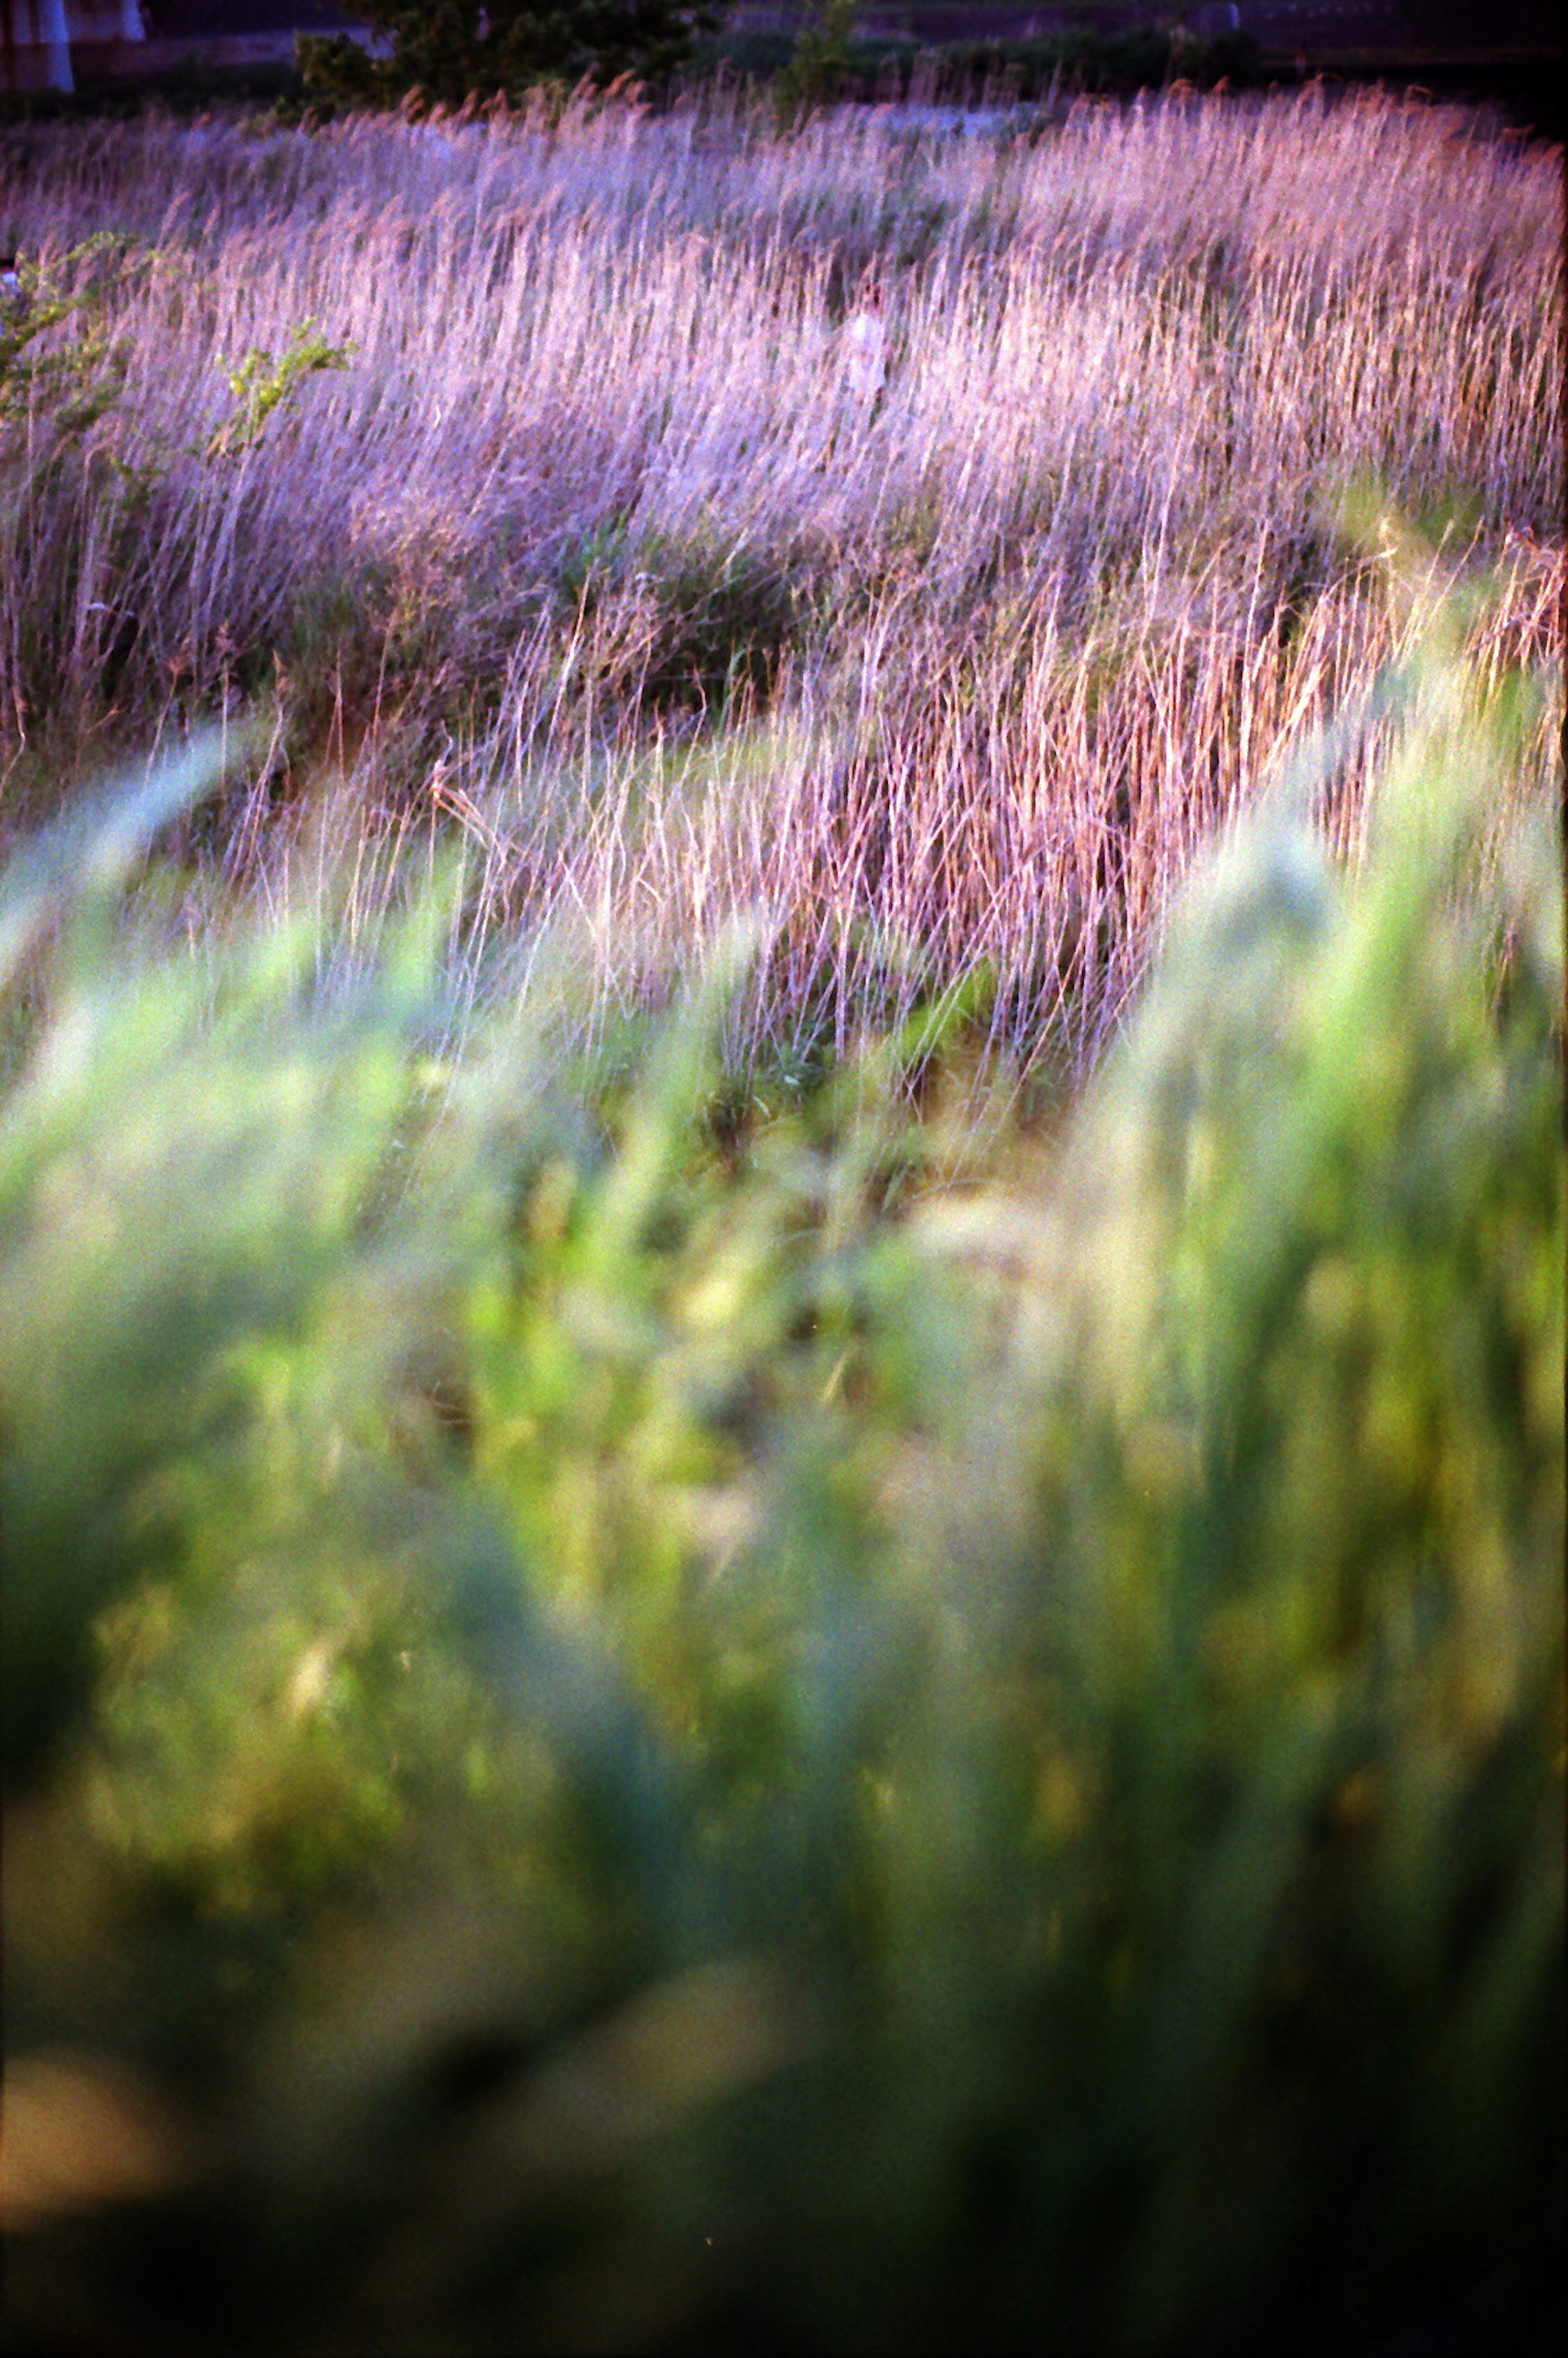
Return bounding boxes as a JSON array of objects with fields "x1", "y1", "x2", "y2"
[{"x1": 1, "y1": 83, "x2": 1561, "y2": 1064}]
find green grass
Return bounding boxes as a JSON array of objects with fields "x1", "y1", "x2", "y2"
[{"x1": 2, "y1": 608, "x2": 1560, "y2": 2350}]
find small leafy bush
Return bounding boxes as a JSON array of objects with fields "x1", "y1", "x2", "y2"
[
  {"x1": 0, "y1": 236, "x2": 141, "y2": 443},
  {"x1": 772, "y1": 0, "x2": 861, "y2": 129},
  {"x1": 203, "y1": 320, "x2": 353, "y2": 462},
  {"x1": 1, "y1": 239, "x2": 353, "y2": 734}
]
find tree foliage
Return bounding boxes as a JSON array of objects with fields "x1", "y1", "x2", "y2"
[{"x1": 298, "y1": 2, "x2": 712, "y2": 114}]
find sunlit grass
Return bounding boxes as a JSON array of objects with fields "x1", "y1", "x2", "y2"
[{"x1": 1, "y1": 84, "x2": 1560, "y2": 1063}]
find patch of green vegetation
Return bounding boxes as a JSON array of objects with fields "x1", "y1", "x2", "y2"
[
  {"x1": 204, "y1": 319, "x2": 353, "y2": 461},
  {"x1": 1, "y1": 240, "x2": 355, "y2": 740},
  {"x1": 771, "y1": 0, "x2": 862, "y2": 129},
  {"x1": 299, "y1": 1, "x2": 715, "y2": 116},
  {"x1": 929, "y1": 21, "x2": 1265, "y2": 102},
  {"x1": 558, "y1": 513, "x2": 808, "y2": 717},
  {"x1": 2, "y1": 595, "x2": 1560, "y2": 2347},
  {"x1": 704, "y1": 14, "x2": 1265, "y2": 111}
]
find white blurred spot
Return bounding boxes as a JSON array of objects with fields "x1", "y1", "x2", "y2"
[{"x1": 841, "y1": 308, "x2": 887, "y2": 403}]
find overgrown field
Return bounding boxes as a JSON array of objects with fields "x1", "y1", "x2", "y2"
[
  {"x1": 1, "y1": 82, "x2": 1563, "y2": 2355},
  {"x1": 1, "y1": 83, "x2": 1560, "y2": 1063}
]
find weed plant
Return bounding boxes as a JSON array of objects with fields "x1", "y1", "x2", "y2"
[
  {"x1": 1, "y1": 616, "x2": 1561, "y2": 2350},
  {"x1": 0, "y1": 85, "x2": 1560, "y2": 1065}
]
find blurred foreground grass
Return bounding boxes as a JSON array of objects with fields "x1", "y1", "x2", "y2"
[{"x1": 0, "y1": 613, "x2": 1562, "y2": 2352}]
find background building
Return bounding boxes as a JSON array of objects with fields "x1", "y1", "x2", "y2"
[
  {"x1": 3, "y1": 3, "x2": 147, "y2": 91},
  {"x1": 1, "y1": 2, "x2": 363, "y2": 88}
]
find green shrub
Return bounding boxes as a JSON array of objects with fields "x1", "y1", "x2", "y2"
[
  {"x1": 299, "y1": 2, "x2": 713, "y2": 116},
  {"x1": 1, "y1": 607, "x2": 1560, "y2": 2348},
  {"x1": 929, "y1": 24, "x2": 1264, "y2": 104},
  {"x1": 557, "y1": 515, "x2": 807, "y2": 715},
  {"x1": 773, "y1": 0, "x2": 860, "y2": 129},
  {"x1": 1, "y1": 239, "x2": 354, "y2": 738}
]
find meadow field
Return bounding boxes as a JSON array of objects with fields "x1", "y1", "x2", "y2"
[
  {"x1": 2, "y1": 81, "x2": 1560, "y2": 1062},
  {"x1": 0, "y1": 80, "x2": 1563, "y2": 2355}
]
